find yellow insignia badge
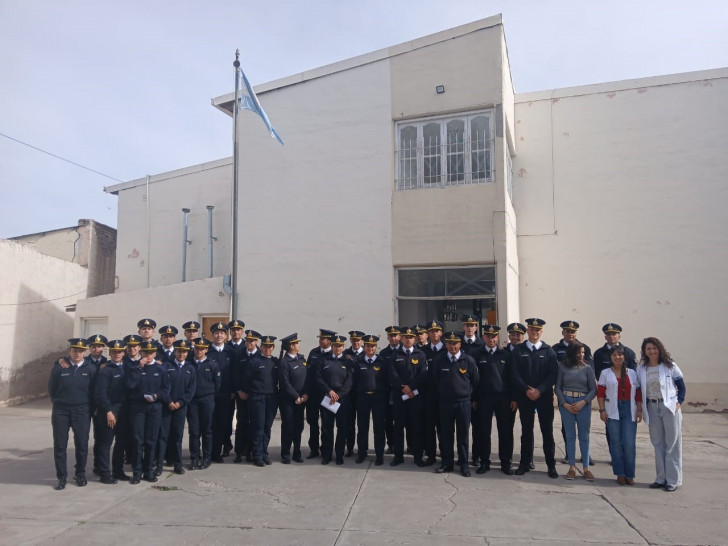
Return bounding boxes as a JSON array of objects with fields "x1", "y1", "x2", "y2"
[
  {"x1": 373, "y1": 366, "x2": 380, "y2": 371},
  {"x1": 459, "y1": 368, "x2": 467, "y2": 374},
  {"x1": 411, "y1": 359, "x2": 419, "y2": 365}
]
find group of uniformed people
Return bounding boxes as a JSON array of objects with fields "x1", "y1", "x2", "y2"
[{"x1": 49, "y1": 314, "x2": 637, "y2": 488}]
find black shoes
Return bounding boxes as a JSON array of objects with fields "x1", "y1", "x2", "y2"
[
  {"x1": 100, "y1": 474, "x2": 118, "y2": 485},
  {"x1": 113, "y1": 472, "x2": 130, "y2": 481},
  {"x1": 198, "y1": 459, "x2": 211, "y2": 470},
  {"x1": 188, "y1": 459, "x2": 199, "y2": 470},
  {"x1": 154, "y1": 466, "x2": 163, "y2": 477},
  {"x1": 390, "y1": 457, "x2": 404, "y2": 467},
  {"x1": 415, "y1": 459, "x2": 426, "y2": 468},
  {"x1": 345, "y1": 449, "x2": 354, "y2": 457},
  {"x1": 547, "y1": 466, "x2": 559, "y2": 479},
  {"x1": 321, "y1": 458, "x2": 331, "y2": 465},
  {"x1": 212, "y1": 456, "x2": 224, "y2": 463},
  {"x1": 665, "y1": 484, "x2": 677, "y2": 492},
  {"x1": 293, "y1": 456, "x2": 304, "y2": 463},
  {"x1": 435, "y1": 464, "x2": 453, "y2": 474},
  {"x1": 222, "y1": 446, "x2": 231, "y2": 457},
  {"x1": 355, "y1": 454, "x2": 367, "y2": 464},
  {"x1": 375, "y1": 457, "x2": 383, "y2": 466},
  {"x1": 514, "y1": 466, "x2": 530, "y2": 476},
  {"x1": 335, "y1": 457, "x2": 344, "y2": 465},
  {"x1": 234, "y1": 455, "x2": 244, "y2": 463},
  {"x1": 54, "y1": 478, "x2": 66, "y2": 490},
  {"x1": 130, "y1": 473, "x2": 141, "y2": 485},
  {"x1": 423, "y1": 457, "x2": 436, "y2": 467},
  {"x1": 281, "y1": 458, "x2": 291, "y2": 464},
  {"x1": 460, "y1": 466, "x2": 471, "y2": 477},
  {"x1": 501, "y1": 466, "x2": 514, "y2": 476},
  {"x1": 143, "y1": 473, "x2": 158, "y2": 483},
  {"x1": 306, "y1": 451, "x2": 319, "y2": 459},
  {"x1": 173, "y1": 465, "x2": 185, "y2": 475},
  {"x1": 264, "y1": 458, "x2": 272, "y2": 466},
  {"x1": 476, "y1": 464, "x2": 490, "y2": 474},
  {"x1": 74, "y1": 474, "x2": 87, "y2": 487},
  {"x1": 254, "y1": 460, "x2": 266, "y2": 467}
]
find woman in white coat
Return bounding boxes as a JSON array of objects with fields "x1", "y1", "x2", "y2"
[
  {"x1": 636, "y1": 337, "x2": 686, "y2": 492},
  {"x1": 597, "y1": 346, "x2": 642, "y2": 485}
]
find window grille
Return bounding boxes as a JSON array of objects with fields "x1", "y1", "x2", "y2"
[{"x1": 396, "y1": 111, "x2": 494, "y2": 190}]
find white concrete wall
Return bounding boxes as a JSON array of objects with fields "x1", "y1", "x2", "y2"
[
  {"x1": 112, "y1": 159, "x2": 232, "y2": 292},
  {"x1": 0, "y1": 240, "x2": 88, "y2": 406},
  {"x1": 75, "y1": 276, "x2": 230, "y2": 340},
  {"x1": 233, "y1": 56, "x2": 395, "y2": 346},
  {"x1": 513, "y1": 69, "x2": 728, "y2": 410}
]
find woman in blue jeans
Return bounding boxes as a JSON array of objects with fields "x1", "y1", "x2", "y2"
[
  {"x1": 555, "y1": 342, "x2": 596, "y2": 481},
  {"x1": 597, "y1": 346, "x2": 643, "y2": 485}
]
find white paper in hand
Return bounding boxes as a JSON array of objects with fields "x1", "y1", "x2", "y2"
[{"x1": 321, "y1": 395, "x2": 341, "y2": 414}]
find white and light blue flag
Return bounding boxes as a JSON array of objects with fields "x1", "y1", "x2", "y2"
[{"x1": 239, "y1": 68, "x2": 284, "y2": 145}]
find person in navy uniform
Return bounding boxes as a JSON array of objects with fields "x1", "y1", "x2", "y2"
[
  {"x1": 137, "y1": 318, "x2": 158, "y2": 346},
  {"x1": 422, "y1": 320, "x2": 446, "y2": 466},
  {"x1": 126, "y1": 340, "x2": 170, "y2": 484},
  {"x1": 233, "y1": 328, "x2": 259, "y2": 463},
  {"x1": 94, "y1": 339, "x2": 128, "y2": 484},
  {"x1": 316, "y1": 335, "x2": 353, "y2": 465},
  {"x1": 226, "y1": 319, "x2": 247, "y2": 462},
  {"x1": 181, "y1": 321, "x2": 201, "y2": 362},
  {"x1": 155, "y1": 339, "x2": 196, "y2": 476},
  {"x1": 593, "y1": 323, "x2": 638, "y2": 380},
  {"x1": 84, "y1": 334, "x2": 108, "y2": 478},
  {"x1": 461, "y1": 314, "x2": 484, "y2": 467},
  {"x1": 380, "y1": 326, "x2": 402, "y2": 454},
  {"x1": 49, "y1": 338, "x2": 97, "y2": 490},
  {"x1": 434, "y1": 332, "x2": 479, "y2": 477},
  {"x1": 414, "y1": 324, "x2": 429, "y2": 350},
  {"x1": 511, "y1": 318, "x2": 559, "y2": 478},
  {"x1": 277, "y1": 333, "x2": 308, "y2": 464},
  {"x1": 157, "y1": 325, "x2": 178, "y2": 363},
  {"x1": 187, "y1": 337, "x2": 220, "y2": 470},
  {"x1": 353, "y1": 334, "x2": 389, "y2": 465},
  {"x1": 553, "y1": 321, "x2": 593, "y2": 465},
  {"x1": 343, "y1": 330, "x2": 365, "y2": 457},
  {"x1": 388, "y1": 326, "x2": 428, "y2": 467},
  {"x1": 208, "y1": 322, "x2": 234, "y2": 463},
  {"x1": 241, "y1": 335, "x2": 279, "y2": 467},
  {"x1": 473, "y1": 325, "x2": 515, "y2": 475},
  {"x1": 305, "y1": 328, "x2": 336, "y2": 459}
]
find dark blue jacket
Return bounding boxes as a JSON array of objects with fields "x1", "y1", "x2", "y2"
[
  {"x1": 49, "y1": 358, "x2": 96, "y2": 407},
  {"x1": 278, "y1": 354, "x2": 307, "y2": 401},
  {"x1": 164, "y1": 360, "x2": 196, "y2": 407},
  {"x1": 94, "y1": 361, "x2": 127, "y2": 414}
]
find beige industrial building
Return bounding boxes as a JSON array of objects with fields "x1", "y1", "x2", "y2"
[{"x1": 75, "y1": 15, "x2": 728, "y2": 411}]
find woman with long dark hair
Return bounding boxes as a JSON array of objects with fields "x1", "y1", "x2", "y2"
[
  {"x1": 597, "y1": 345, "x2": 642, "y2": 485},
  {"x1": 636, "y1": 337, "x2": 686, "y2": 492},
  {"x1": 555, "y1": 341, "x2": 596, "y2": 480}
]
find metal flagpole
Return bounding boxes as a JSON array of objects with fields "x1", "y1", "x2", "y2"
[{"x1": 231, "y1": 50, "x2": 241, "y2": 319}]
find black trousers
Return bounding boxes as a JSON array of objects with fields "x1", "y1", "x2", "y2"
[
  {"x1": 92, "y1": 408, "x2": 101, "y2": 471},
  {"x1": 306, "y1": 393, "x2": 322, "y2": 453},
  {"x1": 392, "y1": 393, "x2": 424, "y2": 461},
  {"x1": 212, "y1": 395, "x2": 235, "y2": 457},
  {"x1": 516, "y1": 391, "x2": 556, "y2": 468},
  {"x1": 95, "y1": 406, "x2": 129, "y2": 476},
  {"x1": 234, "y1": 396, "x2": 250, "y2": 457},
  {"x1": 356, "y1": 391, "x2": 387, "y2": 458},
  {"x1": 476, "y1": 392, "x2": 514, "y2": 468},
  {"x1": 248, "y1": 393, "x2": 277, "y2": 462},
  {"x1": 384, "y1": 393, "x2": 394, "y2": 448},
  {"x1": 439, "y1": 398, "x2": 471, "y2": 468},
  {"x1": 346, "y1": 391, "x2": 357, "y2": 452},
  {"x1": 471, "y1": 405, "x2": 483, "y2": 463},
  {"x1": 52, "y1": 404, "x2": 90, "y2": 479},
  {"x1": 320, "y1": 396, "x2": 350, "y2": 461},
  {"x1": 423, "y1": 389, "x2": 440, "y2": 460},
  {"x1": 130, "y1": 401, "x2": 162, "y2": 475},
  {"x1": 279, "y1": 395, "x2": 305, "y2": 460},
  {"x1": 157, "y1": 405, "x2": 188, "y2": 466},
  {"x1": 188, "y1": 394, "x2": 215, "y2": 462}
]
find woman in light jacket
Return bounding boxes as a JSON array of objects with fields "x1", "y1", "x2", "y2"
[
  {"x1": 636, "y1": 337, "x2": 686, "y2": 492},
  {"x1": 597, "y1": 346, "x2": 642, "y2": 485}
]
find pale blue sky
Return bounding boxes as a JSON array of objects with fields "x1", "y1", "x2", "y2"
[{"x1": 1, "y1": 0, "x2": 726, "y2": 237}]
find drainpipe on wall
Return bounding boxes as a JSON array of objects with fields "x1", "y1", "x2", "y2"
[
  {"x1": 182, "y1": 208, "x2": 191, "y2": 282},
  {"x1": 206, "y1": 205, "x2": 215, "y2": 278}
]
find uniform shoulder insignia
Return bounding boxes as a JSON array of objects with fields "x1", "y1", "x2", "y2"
[{"x1": 459, "y1": 368, "x2": 467, "y2": 374}]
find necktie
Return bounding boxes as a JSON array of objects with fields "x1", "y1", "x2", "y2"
[
  {"x1": 451, "y1": 355, "x2": 457, "y2": 363},
  {"x1": 467, "y1": 339, "x2": 473, "y2": 345},
  {"x1": 367, "y1": 358, "x2": 373, "y2": 364},
  {"x1": 406, "y1": 349, "x2": 411, "y2": 355}
]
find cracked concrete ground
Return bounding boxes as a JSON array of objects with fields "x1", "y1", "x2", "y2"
[{"x1": 0, "y1": 399, "x2": 726, "y2": 545}]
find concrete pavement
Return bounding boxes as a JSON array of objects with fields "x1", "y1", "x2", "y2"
[{"x1": 0, "y1": 399, "x2": 726, "y2": 545}]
